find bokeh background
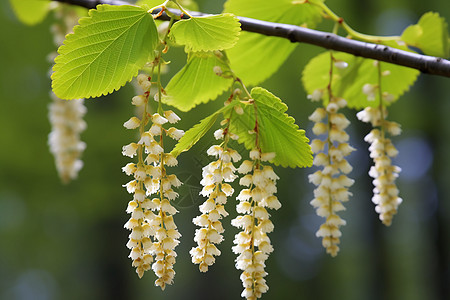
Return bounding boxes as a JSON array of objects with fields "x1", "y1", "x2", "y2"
[{"x1": 1, "y1": 0, "x2": 449, "y2": 299}]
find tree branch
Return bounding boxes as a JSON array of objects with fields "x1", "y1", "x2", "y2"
[{"x1": 55, "y1": 0, "x2": 450, "y2": 78}]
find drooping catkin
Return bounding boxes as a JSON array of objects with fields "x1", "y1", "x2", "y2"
[
  {"x1": 232, "y1": 149, "x2": 280, "y2": 299},
  {"x1": 123, "y1": 74, "x2": 184, "y2": 289},
  {"x1": 357, "y1": 107, "x2": 402, "y2": 226},
  {"x1": 190, "y1": 122, "x2": 241, "y2": 272},
  {"x1": 308, "y1": 94, "x2": 355, "y2": 257}
]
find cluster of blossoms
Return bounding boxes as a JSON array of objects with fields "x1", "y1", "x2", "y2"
[
  {"x1": 357, "y1": 106, "x2": 402, "y2": 226},
  {"x1": 48, "y1": 94, "x2": 87, "y2": 183},
  {"x1": 232, "y1": 149, "x2": 281, "y2": 300},
  {"x1": 48, "y1": 5, "x2": 86, "y2": 183},
  {"x1": 122, "y1": 74, "x2": 184, "y2": 289},
  {"x1": 308, "y1": 94, "x2": 355, "y2": 257},
  {"x1": 190, "y1": 121, "x2": 241, "y2": 272}
]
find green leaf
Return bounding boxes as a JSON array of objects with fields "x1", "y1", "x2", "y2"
[
  {"x1": 9, "y1": 0, "x2": 50, "y2": 26},
  {"x1": 169, "y1": 14, "x2": 240, "y2": 52},
  {"x1": 171, "y1": 103, "x2": 237, "y2": 157},
  {"x1": 162, "y1": 51, "x2": 233, "y2": 111},
  {"x1": 401, "y1": 12, "x2": 449, "y2": 58},
  {"x1": 302, "y1": 52, "x2": 420, "y2": 109},
  {"x1": 224, "y1": 0, "x2": 323, "y2": 86},
  {"x1": 226, "y1": 31, "x2": 298, "y2": 86},
  {"x1": 52, "y1": 5, "x2": 158, "y2": 99},
  {"x1": 230, "y1": 87, "x2": 313, "y2": 168}
]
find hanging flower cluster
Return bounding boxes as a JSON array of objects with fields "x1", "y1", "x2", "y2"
[
  {"x1": 308, "y1": 95, "x2": 355, "y2": 257},
  {"x1": 48, "y1": 5, "x2": 87, "y2": 183},
  {"x1": 190, "y1": 121, "x2": 241, "y2": 272},
  {"x1": 122, "y1": 74, "x2": 184, "y2": 289},
  {"x1": 48, "y1": 94, "x2": 87, "y2": 183},
  {"x1": 357, "y1": 106, "x2": 402, "y2": 226},
  {"x1": 232, "y1": 149, "x2": 281, "y2": 300}
]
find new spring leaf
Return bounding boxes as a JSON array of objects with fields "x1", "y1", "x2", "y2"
[
  {"x1": 52, "y1": 5, "x2": 158, "y2": 99},
  {"x1": 171, "y1": 102, "x2": 238, "y2": 157},
  {"x1": 169, "y1": 14, "x2": 241, "y2": 52},
  {"x1": 230, "y1": 87, "x2": 313, "y2": 168},
  {"x1": 162, "y1": 51, "x2": 233, "y2": 111},
  {"x1": 401, "y1": 12, "x2": 449, "y2": 58}
]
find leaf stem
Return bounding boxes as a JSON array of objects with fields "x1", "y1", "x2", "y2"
[
  {"x1": 313, "y1": 1, "x2": 401, "y2": 43},
  {"x1": 377, "y1": 61, "x2": 386, "y2": 140},
  {"x1": 169, "y1": 0, "x2": 193, "y2": 18},
  {"x1": 234, "y1": 77, "x2": 252, "y2": 100}
]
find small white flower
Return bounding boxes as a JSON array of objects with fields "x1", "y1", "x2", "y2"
[
  {"x1": 230, "y1": 133, "x2": 239, "y2": 140},
  {"x1": 122, "y1": 163, "x2": 136, "y2": 176},
  {"x1": 334, "y1": 60, "x2": 348, "y2": 69},
  {"x1": 385, "y1": 121, "x2": 401, "y2": 136},
  {"x1": 362, "y1": 83, "x2": 377, "y2": 101},
  {"x1": 229, "y1": 150, "x2": 242, "y2": 162},
  {"x1": 265, "y1": 196, "x2": 281, "y2": 210},
  {"x1": 249, "y1": 149, "x2": 260, "y2": 160},
  {"x1": 236, "y1": 201, "x2": 252, "y2": 214},
  {"x1": 145, "y1": 154, "x2": 158, "y2": 164},
  {"x1": 167, "y1": 127, "x2": 184, "y2": 140},
  {"x1": 123, "y1": 117, "x2": 141, "y2": 129},
  {"x1": 326, "y1": 102, "x2": 339, "y2": 114},
  {"x1": 140, "y1": 81, "x2": 152, "y2": 92},
  {"x1": 137, "y1": 74, "x2": 151, "y2": 91},
  {"x1": 137, "y1": 74, "x2": 149, "y2": 85},
  {"x1": 330, "y1": 113, "x2": 350, "y2": 130},
  {"x1": 151, "y1": 113, "x2": 168, "y2": 125},
  {"x1": 149, "y1": 124, "x2": 162, "y2": 136},
  {"x1": 312, "y1": 122, "x2": 327, "y2": 135},
  {"x1": 239, "y1": 174, "x2": 253, "y2": 187},
  {"x1": 134, "y1": 166, "x2": 147, "y2": 181},
  {"x1": 164, "y1": 110, "x2": 181, "y2": 124},
  {"x1": 138, "y1": 132, "x2": 153, "y2": 146},
  {"x1": 132, "y1": 95, "x2": 146, "y2": 106},
  {"x1": 122, "y1": 143, "x2": 139, "y2": 158},
  {"x1": 329, "y1": 127, "x2": 349, "y2": 143},
  {"x1": 214, "y1": 129, "x2": 224, "y2": 140},
  {"x1": 207, "y1": 145, "x2": 222, "y2": 157},
  {"x1": 234, "y1": 105, "x2": 244, "y2": 115},
  {"x1": 164, "y1": 154, "x2": 178, "y2": 167},
  {"x1": 213, "y1": 65, "x2": 222, "y2": 76},
  {"x1": 382, "y1": 92, "x2": 395, "y2": 103},
  {"x1": 261, "y1": 152, "x2": 275, "y2": 162},
  {"x1": 307, "y1": 89, "x2": 323, "y2": 102},
  {"x1": 308, "y1": 108, "x2": 326, "y2": 123},
  {"x1": 310, "y1": 139, "x2": 325, "y2": 154},
  {"x1": 147, "y1": 141, "x2": 164, "y2": 155},
  {"x1": 221, "y1": 183, "x2": 233, "y2": 196}
]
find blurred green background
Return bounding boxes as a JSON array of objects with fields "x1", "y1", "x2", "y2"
[{"x1": 1, "y1": 0, "x2": 449, "y2": 299}]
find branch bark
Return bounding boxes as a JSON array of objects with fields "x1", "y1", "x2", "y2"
[{"x1": 55, "y1": 0, "x2": 450, "y2": 78}]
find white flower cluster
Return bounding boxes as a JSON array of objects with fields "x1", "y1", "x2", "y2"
[
  {"x1": 48, "y1": 93, "x2": 87, "y2": 183},
  {"x1": 357, "y1": 107, "x2": 402, "y2": 226},
  {"x1": 308, "y1": 96, "x2": 355, "y2": 257},
  {"x1": 48, "y1": 6, "x2": 87, "y2": 184},
  {"x1": 232, "y1": 149, "x2": 280, "y2": 300},
  {"x1": 122, "y1": 75, "x2": 184, "y2": 289},
  {"x1": 190, "y1": 125, "x2": 241, "y2": 272}
]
